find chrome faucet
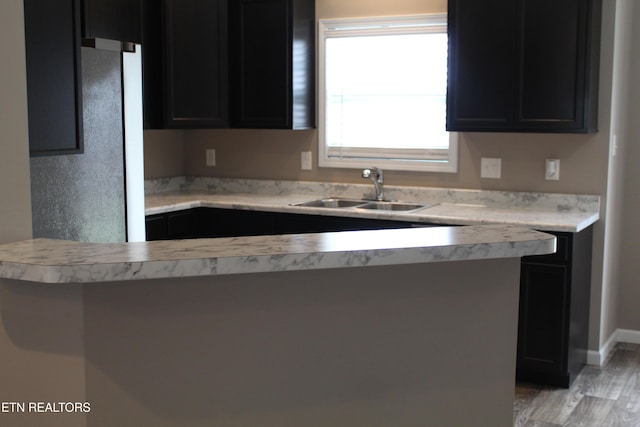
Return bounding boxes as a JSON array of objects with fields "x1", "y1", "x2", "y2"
[{"x1": 362, "y1": 167, "x2": 384, "y2": 201}]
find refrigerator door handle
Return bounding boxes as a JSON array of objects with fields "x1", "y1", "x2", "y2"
[
  {"x1": 82, "y1": 38, "x2": 136, "y2": 53},
  {"x1": 122, "y1": 44, "x2": 146, "y2": 242}
]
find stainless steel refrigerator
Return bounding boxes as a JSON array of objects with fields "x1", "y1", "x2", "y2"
[{"x1": 30, "y1": 42, "x2": 145, "y2": 243}]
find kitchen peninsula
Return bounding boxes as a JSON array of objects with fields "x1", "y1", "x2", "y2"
[{"x1": 0, "y1": 221, "x2": 555, "y2": 427}]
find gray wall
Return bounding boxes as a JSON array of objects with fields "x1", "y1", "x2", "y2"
[
  {"x1": 619, "y1": 2, "x2": 640, "y2": 332},
  {"x1": 143, "y1": 130, "x2": 185, "y2": 179},
  {"x1": 0, "y1": 0, "x2": 32, "y2": 244},
  {"x1": 596, "y1": 0, "x2": 634, "y2": 352},
  {"x1": 82, "y1": 259, "x2": 520, "y2": 426},
  {"x1": 0, "y1": 280, "x2": 87, "y2": 427},
  {"x1": 0, "y1": 5, "x2": 86, "y2": 427}
]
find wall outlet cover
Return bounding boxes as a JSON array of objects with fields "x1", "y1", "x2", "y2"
[
  {"x1": 545, "y1": 159, "x2": 560, "y2": 180},
  {"x1": 481, "y1": 158, "x2": 502, "y2": 179}
]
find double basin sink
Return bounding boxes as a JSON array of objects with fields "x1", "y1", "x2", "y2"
[{"x1": 291, "y1": 198, "x2": 434, "y2": 212}]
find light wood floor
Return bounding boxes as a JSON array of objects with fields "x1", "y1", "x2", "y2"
[{"x1": 514, "y1": 343, "x2": 640, "y2": 427}]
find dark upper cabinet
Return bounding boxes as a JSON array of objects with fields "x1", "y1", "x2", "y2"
[
  {"x1": 141, "y1": 0, "x2": 164, "y2": 129},
  {"x1": 143, "y1": 0, "x2": 315, "y2": 130},
  {"x1": 141, "y1": 0, "x2": 229, "y2": 129},
  {"x1": 24, "y1": 0, "x2": 84, "y2": 156},
  {"x1": 229, "y1": 0, "x2": 315, "y2": 129},
  {"x1": 81, "y1": 0, "x2": 142, "y2": 43},
  {"x1": 447, "y1": 0, "x2": 602, "y2": 133},
  {"x1": 163, "y1": 0, "x2": 229, "y2": 128}
]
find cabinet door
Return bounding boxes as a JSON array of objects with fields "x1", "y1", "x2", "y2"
[
  {"x1": 517, "y1": 262, "x2": 570, "y2": 386},
  {"x1": 145, "y1": 214, "x2": 168, "y2": 240},
  {"x1": 145, "y1": 208, "x2": 418, "y2": 241},
  {"x1": 229, "y1": 0, "x2": 315, "y2": 129},
  {"x1": 24, "y1": 0, "x2": 84, "y2": 156},
  {"x1": 273, "y1": 212, "x2": 414, "y2": 234},
  {"x1": 141, "y1": 0, "x2": 164, "y2": 129},
  {"x1": 81, "y1": 0, "x2": 142, "y2": 43},
  {"x1": 447, "y1": 0, "x2": 600, "y2": 133},
  {"x1": 446, "y1": 0, "x2": 517, "y2": 131},
  {"x1": 230, "y1": 0, "x2": 290, "y2": 128},
  {"x1": 515, "y1": 0, "x2": 598, "y2": 131},
  {"x1": 199, "y1": 208, "x2": 276, "y2": 237},
  {"x1": 146, "y1": 210, "x2": 206, "y2": 240},
  {"x1": 164, "y1": 0, "x2": 228, "y2": 128},
  {"x1": 167, "y1": 209, "x2": 203, "y2": 239}
]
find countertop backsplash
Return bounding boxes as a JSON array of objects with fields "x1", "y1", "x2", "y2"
[{"x1": 145, "y1": 176, "x2": 601, "y2": 213}]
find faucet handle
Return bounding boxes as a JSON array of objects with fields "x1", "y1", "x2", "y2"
[{"x1": 365, "y1": 166, "x2": 383, "y2": 183}]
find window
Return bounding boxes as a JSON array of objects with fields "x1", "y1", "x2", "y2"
[{"x1": 318, "y1": 14, "x2": 457, "y2": 173}]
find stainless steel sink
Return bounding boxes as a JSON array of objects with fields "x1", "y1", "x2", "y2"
[
  {"x1": 291, "y1": 198, "x2": 432, "y2": 212},
  {"x1": 357, "y1": 201, "x2": 427, "y2": 212},
  {"x1": 291, "y1": 198, "x2": 368, "y2": 208}
]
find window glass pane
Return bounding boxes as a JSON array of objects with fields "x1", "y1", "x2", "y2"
[
  {"x1": 325, "y1": 33, "x2": 449, "y2": 151},
  {"x1": 318, "y1": 14, "x2": 457, "y2": 173}
]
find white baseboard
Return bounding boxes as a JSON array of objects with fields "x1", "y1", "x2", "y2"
[
  {"x1": 587, "y1": 328, "x2": 640, "y2": 366},
  {"x1": 587, "y1": 331, "x2": 617, "y2": 366},
  {"x1": 616, "y1": 329, "x2": 640, "y2": 344}
]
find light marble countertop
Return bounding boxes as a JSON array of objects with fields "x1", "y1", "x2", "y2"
[
  {"x1": 145, "y1": 177, "x2": 601, "y2": 232},
  {"x1": 0, "y1": 225, "x2": 555, "y2": 284},
  {"x1": 0, "y1": 178, "x2": 594, "y2": 284}
]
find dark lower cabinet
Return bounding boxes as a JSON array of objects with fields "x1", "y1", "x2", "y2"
[
  {"x1": 518, "y1": 263, "x2": 569, "y2": 381},
  {"x1": 145, "y1": 208, "x2": 418, "y2": 240},
  {"x1": 197, "y1": 208, "x2": 276, "y2": 238},
  {"x1": 145, "y1": 208, "x2": 240, "y2": 240},
  {"x1": 273, "y1": 212, "x2": 414, "y2": 234},
  {"x1": 516, "y1": 228, "x2": 593, "y2": 387},
  {"x1": 144, "y1": 213, "x2": 169, "y2": 240},
  {"x1": 24, "y1": 0, "x2": 84, "y2": 156}
]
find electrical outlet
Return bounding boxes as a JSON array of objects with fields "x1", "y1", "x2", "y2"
[
  {"x1": 206, "y1": 149, "x2": 216, "y2": 167},
  {"x1": 301, "y1": 151, "x2": 312, "y2": 170},
  {"x1": 481, "y1": 158, "x2": 501, "y2": 179},
  {"x1": 545, "y1": 159, "x2": 560, "y2": 180}
]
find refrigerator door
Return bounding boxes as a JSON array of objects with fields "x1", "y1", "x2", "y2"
[{"x1": 31, "y1": 47, "x2": 127, "y2": 243}]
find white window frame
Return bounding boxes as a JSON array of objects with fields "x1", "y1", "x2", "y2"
[{"x1": 318, "y1": 14, "x2": 458, "y2": 173}]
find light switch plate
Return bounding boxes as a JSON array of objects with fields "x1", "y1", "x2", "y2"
[
  {"x1": 301, "y1": 151, "x2": 312, "y2": 170},
  {"x1": 206, "y1": 149, "x2": 216, "y2": 167},
  {"x1": 481, "y1": 158, "x2": 501, "y2": 179}
]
